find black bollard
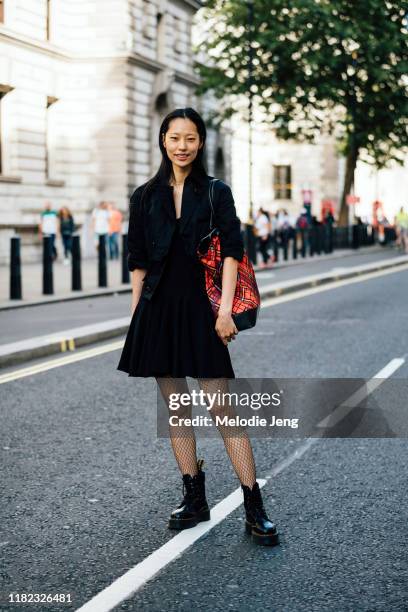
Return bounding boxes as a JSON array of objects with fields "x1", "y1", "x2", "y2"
[
  {"x1": 10, "y1": 236, "x2": 22, "y2": 300},
  {"x1": 352, "y1": 224, "x2": 359, "y2": 249},
  {"x1": 282, "y1": 231, "x2": 288, "y2": 261},
  {"x1": 328, "y1": 223, "x2": 334, "y2": 253},
  {"x1": 363, "y1": 224, "x2": 369, "y2": 246},
  {"x1": 245, "y1": 224, "x2": 257, "y2": 265},
  {"x1": 300, "y1": 229, "x2": 306, "y2": 258},
  {"x1": 122, "y1": 234, "x2": 130, "y2": 284},
  {"x1": 292, "y1": 229, "x2": 298, "y2": 259},
  {"x1": 322, "y1": 225, "x2": 329, "y2": 254},
  {"x1": 72, "y1": 235, "x2": 82, "y2": 291},
  {"x1": 316, "y1": 225, "x2": 323, "y2": 254},
  {"x1": 43, "y1": 235, "x2": 54, "y2": 295},
  {"x1": 98, "y1": 234, "x2": 108, "y2": 287},
  {"x1": 309, "y1": 226, "x2": 316, "y2": 256},
  {"x1": 273, "y1": 229, "x2": 279, "y2": 263}
]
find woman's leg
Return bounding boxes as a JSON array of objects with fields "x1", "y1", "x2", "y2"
[
  {"x1": 156, "y1": 376, "x2": 198, "y2": 476},
  {"x1": 259, "y1": 237, "x2": 269, "y2": 264},
  {"x1": 62, "y1": 235, "x2": 69, "y2": 258},
  {"x1": 197, "y1": 377, "x2": 257, "y2": 488}
]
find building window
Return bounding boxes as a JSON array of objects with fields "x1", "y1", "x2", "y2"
[{"x1": 273, "y1": 165, "x2": 292, "y2": 200}]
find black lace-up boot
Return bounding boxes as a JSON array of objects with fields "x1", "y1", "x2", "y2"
[
  {"x1": 241, "y1": 481, "x2": 279, "y2": 546},
  {"x1": 168, "y1": 459, "x2": 210, "y2": 530}
]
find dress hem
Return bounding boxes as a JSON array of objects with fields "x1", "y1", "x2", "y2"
[{"x1": 117, "y1": 365, "x2": 235, "y2": 379}]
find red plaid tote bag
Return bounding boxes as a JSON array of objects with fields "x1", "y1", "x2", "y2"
[{"x1": 197, "y1": 179, "x2": 260, "y2": 331}]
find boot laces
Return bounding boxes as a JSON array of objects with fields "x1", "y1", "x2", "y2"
[
  {"x1": 182, "y1": 478, "x2": 197, "y2": 503},
  {"x1": 182, "y1": 482, "x2": 189, "y2": 502},
  {"x1": 250, "y1": 485, "x2": 268, "y2": 520}
]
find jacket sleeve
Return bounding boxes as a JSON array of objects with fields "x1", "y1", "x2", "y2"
[
  {"x1": 127, "y1": 187, "x2": 149, "y2": 271},
  {"x1": 215, "y1": 181, "x2": 245, "y2": 263}
]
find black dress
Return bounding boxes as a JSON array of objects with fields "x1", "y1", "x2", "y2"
[{"x1": 117, "y1": 218, "x2": 235, "y2": 378}]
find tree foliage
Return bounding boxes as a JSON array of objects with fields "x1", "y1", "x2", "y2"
[{"x1": 194, "y1": 0, "x2": 408, "y2": 222}]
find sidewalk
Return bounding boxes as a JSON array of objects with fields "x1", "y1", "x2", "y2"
[
  {"x1": 0, "y1": 244, "x2": 392, "y2": 310},
  {"x1": 1, "y1": 249, "x2": 407, "y2": 369}
]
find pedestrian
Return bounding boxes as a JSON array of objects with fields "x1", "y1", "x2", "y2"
[
  {"x1": 323, "y1": 210, "x2": 335, "y2": 225},
  {"x1": 117, "y1": 107, "x2": 278, "y2": 546},
  {"x1": 91, "y1": 201, "x2": 110, "y2": 253},
  {"x1": 296, "y1": 207, "x2": 310, "y2": 252},
  {"x1": 254, "y1": 207, "x2": 271, "y2": 268},
  {"x1": 395, "y1": 206, "x2": 408, "y2": 254},
  {"x1": 277, "y1": 208, "x2": 292, "y2": 254},
  {"x1": 296, "y1": 208, "x2": 309, "y2": 230},
  {"x1": 39, "y1": 201, "x2": 58, "y2": 261},
  {"x1": 107, "y1": 203, "x2": 123, "y2": 260},
  {"x1": 58, "y1": 206, "x2": 75, "y2": 264}
]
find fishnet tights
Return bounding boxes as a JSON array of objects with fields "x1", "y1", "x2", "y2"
[
  {"x1": 156, "y1": 376, "x2": 257, "y2": 487},
  {"x1": 156, "y1": 376, "x2": 199, "y2": 477}
]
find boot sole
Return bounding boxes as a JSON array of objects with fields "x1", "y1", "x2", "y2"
[
  {"x1": 168, "y1": 509, "x2": 211, "y2": 530},
  {"x1": 245, "y1": 520, "x2": 279, "y2": 546}
]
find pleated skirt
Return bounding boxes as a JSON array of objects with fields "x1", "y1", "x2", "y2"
[{"x1": 117, "y1": 218, "x2": 235, "y2": 379}]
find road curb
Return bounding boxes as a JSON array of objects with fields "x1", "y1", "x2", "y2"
[
  {"x1": 260, "y1": 254, "x2": 408, "y2": 300},
  {"x1": 0, "y1": 318, "x2": 129, "y2": 369},
  {"x1": 1, "y1": 255, "x2": 407, "y2": 370},
  {"x1": 0, "y1": 286, "x2": 132, "y2": 312}
]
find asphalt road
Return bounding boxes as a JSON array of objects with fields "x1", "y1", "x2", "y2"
[
  {"x1": 254, "y1": 246, "x2": 399, "y2": 288},
  {"x1": 1, "y1": 263, "x2": 408, "y2": 611},
  {"x1": 0, "y1": 247, "x2": 400, "y2": 345}
]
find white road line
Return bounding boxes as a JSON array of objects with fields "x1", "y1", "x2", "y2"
[
  {"x1": 261, "y1": 263, "x2": 408, "y2": 308},
  {"x1": 0, "y1": 341, "x2": 124, "y2": 385},
  {"x1": 75, "y1": 479, "x2": 268, "y2": 612},
  {"x1": 264, "y1": 437, "x2": 318, "y2": 480},
  {"x1": 75, "y1": 355, "x2": 403, "y2": 611},
  {"x1": 317, "y1": 357, "x2": 405, "y2": 428},
  {"x1": 75, "y1": 353, "x2": 404, "y2": 610}
]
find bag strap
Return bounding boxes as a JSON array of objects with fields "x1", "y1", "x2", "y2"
[{"x1": 209, "y1": 178, "x2": 219, "y2": 230}]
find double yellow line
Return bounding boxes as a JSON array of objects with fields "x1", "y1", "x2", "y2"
[{"x1": 0, "y1": 340, "x2": 124, "y2": 385}]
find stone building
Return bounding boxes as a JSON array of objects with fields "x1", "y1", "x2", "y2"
[
  {"x1": 0, "y1": 0, "x2": 231, "y2": 262},
  {"x1": 229, "y1": 112, "x2": 407, "y2": 226},
  {"x1": 1, "y1": 1, "x2": 405, "y2": 264}
]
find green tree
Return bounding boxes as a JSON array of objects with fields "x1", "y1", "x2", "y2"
[{"x1": 194, "y1": 0, "x2": 408, "y2": 225}]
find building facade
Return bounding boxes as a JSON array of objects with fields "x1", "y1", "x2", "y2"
[
  {"x1": 1, "y1": 1, "x2": 405, "y2": 264},
  {"x1": 228, "y1": 112, "x2": 342, "y2": 223},
  {"x1": 0, "y1": 0, "x2": 231, "y2": 262},
  {"x1": 228, "y1": 114, "x2": 408, "y2": 226}
]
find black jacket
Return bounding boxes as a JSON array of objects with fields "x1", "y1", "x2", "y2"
[{"x1": 127, "y1": 172, "x2": 244, "y2": 301}]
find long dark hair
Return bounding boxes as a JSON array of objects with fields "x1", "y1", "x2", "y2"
[{"x1": 140, "y1": 107, "x2": 208, "y2": 205}]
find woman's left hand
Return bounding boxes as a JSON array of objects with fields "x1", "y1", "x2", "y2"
[{"x1": 215, "y1": 310, "x2": 238, "y2": 346}]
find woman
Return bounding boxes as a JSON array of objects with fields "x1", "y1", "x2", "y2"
[
  {"x1": 117, "y1": 108, "x2": 278, "y2": 546},
  {"x1": 58, "y1": 206, "x2": 75, "y2": 264},
  {"x1": 254, "y1": 207, "x2": 272, "y2": 268}
]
